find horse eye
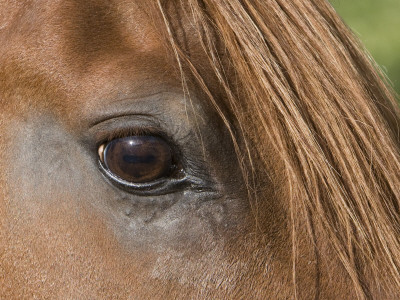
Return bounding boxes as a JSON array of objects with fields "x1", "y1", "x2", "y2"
[{"x1": 98, "y1": 136, "x2": 174, "y2": 184}]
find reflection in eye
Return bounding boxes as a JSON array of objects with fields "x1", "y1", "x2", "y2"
[{"x1": 98, "y1": 136, "x2": 174, "y2": 183}]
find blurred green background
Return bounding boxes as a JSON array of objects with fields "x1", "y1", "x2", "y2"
[{"x1": 331, "y1": 0, "x2": 400, "y2": 95}]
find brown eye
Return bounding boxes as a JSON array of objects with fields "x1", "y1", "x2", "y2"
[{"x1": 99, "y1": 136, "x2": 174, "y2": 183}]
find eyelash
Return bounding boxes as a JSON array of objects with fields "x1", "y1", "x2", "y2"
[{"x1": 98, "y1": 126, "x2": 165, "y2": 145}]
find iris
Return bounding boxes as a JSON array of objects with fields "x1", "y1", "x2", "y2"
[{"x1": 99, "y1": 136, "x2": 173, "y2": 183}]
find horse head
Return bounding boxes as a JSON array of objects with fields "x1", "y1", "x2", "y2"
[{"x1": 1, "y1": 1, "x2": 399, "y2": 299}]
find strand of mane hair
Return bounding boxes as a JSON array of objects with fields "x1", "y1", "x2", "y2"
[{"x1": 158, "y1": 0, "x2": 400, "y2": 298}]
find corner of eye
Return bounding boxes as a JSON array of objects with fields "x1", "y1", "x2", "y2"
[{"x1": 98, "y1": 144, "x2": 105, "y2": 162}]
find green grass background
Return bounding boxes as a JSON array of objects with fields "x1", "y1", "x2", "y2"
[{"x1": 331, "y1": 0, "x2": 400, "y2": 95}]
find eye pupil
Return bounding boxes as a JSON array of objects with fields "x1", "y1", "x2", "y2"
[
  {"x1": 123, "y1": 154, "x2": 156, "y2": 164},
  {"x1": 101, "y1": 136, "x2": 174, "y2": 183}
]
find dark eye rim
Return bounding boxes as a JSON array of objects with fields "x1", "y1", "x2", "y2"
[
  {"x1": 97, "y1": 158, "x2": 194, "y2": 195},
  {"x1": 98, "y1": 158, "x2": 215, "y2": 196}
]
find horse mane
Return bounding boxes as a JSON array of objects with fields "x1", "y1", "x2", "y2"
[{"x1": 158, "y1": 0, "x2": 400, "y2": 298}]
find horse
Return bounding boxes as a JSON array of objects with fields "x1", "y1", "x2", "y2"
[{"x1": 1, "y1": 0, "x2": 399, "y2": 299}]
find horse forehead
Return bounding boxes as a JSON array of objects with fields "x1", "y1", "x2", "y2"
[
  {"x1": 3, "y1": 0, "x2": 164, "y2": 42},
  {"x1": 0, "y1": 0, "x2": 186, "y2": 115}
]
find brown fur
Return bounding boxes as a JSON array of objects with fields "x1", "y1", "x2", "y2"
[{"x1": 0, "y1": 0, "x2": 399, "y2": 299}]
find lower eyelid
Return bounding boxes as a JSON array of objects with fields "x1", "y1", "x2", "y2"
[
  {"x1": 97, "y1": 149, "x2": 216, "y2": 196},
  {"x1": 98, "y1": 160, "x2": 200, "y2": 196}
]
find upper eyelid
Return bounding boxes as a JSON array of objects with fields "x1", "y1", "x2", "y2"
[
  {"x1": 86, "y1": 91, "x2": 184, "y2": 128},
  {"x1": 98, "y1": 126, "x2": 169, "y2": 146},
  {"x1": 84, "y1": 115, "x2": 166, "y2": 150}
]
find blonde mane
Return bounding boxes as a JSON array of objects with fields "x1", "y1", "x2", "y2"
[{"x1": 159, "y1": 0, "x2": 400, "y2": 298}]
